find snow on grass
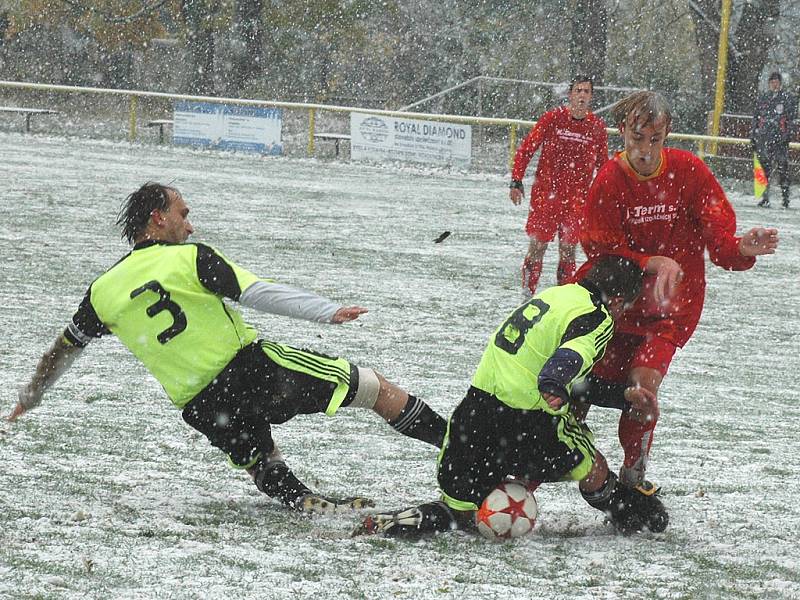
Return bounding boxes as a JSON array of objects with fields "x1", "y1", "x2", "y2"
[{"x1": 1, "y1": 131, "x2": 798, "y2": 599}]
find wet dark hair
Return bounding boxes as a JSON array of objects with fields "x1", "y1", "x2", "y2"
[
  {"x1": 768, "y1": 72, "x2": 782, "y2": 83},
  {"x1": 570, "y1": 76, "x2": 594, "y2": 92},
  {"x1": 584, "y1": 256, "x2": 644, "y2": 303},
  {"x1": 610, "y1": 90, "x2": 672, "y2": 130},
  {"x1": 116, "y1": 182, "x2": 177, "y2": 244}
]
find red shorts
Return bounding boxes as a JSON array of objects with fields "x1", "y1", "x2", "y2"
[
  {"x1": 592, "y1": 332, "x2": 678, "y2": 382},
  {"x1": 525, "y1": 194, "x2": 584, "y2": 244}
]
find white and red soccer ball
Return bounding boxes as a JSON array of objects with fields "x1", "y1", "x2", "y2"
[{"x1": 475, "y1": 480, "x2": 538, "y2": 541}]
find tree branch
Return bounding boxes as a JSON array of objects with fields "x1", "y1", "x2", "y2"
[{"x1": 61, "y1": 0, "x2": 170, "y2": 25}]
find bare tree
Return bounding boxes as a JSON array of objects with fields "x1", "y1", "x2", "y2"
[
  {"x1": 690, "y1": 0, "x2": 781, "y2": 114},
  {"x1": 179, "y1": 0, "x2": 228, "y2": 95},
  {"x1": 570, "y1": 0, "x2": 608, "y2": 87},
  {"x1": 726, "y1": 0, "x2": 781, "y2": 112},
  {"x1": 228, "y1": 0, "x2": 264, "y2": 93}
]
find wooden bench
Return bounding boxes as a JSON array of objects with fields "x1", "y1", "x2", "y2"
[
  {"x1": 0, "y1": 107, "x2": 60, "y2": 132},
  {"x1": 147, "y1": 119, "x2": 174, "y2": 144},
  {"x1": 314, "y1": 132, "x2": 351, "y2": 157}
]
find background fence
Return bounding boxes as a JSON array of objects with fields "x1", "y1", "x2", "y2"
[{"x1": 2, "y1": 80, "x2": 797, "y2": 179}]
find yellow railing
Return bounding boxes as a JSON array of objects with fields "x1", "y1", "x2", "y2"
[{"x1": 2, "y1": 80, "x2": 797, "y2": 166}]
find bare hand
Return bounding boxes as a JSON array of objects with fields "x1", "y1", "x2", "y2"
[
  {"x1": 623, "y1": 385, "x2": 659, "y2": 424},
  {"x1": 645, "y1": 256, "x2": 683, "y2": 304},
  {"x1": 332, "y1": 306, "x2": 368, "y2": 323},
  {"x1": 509, "y1": 188, "x2": 524, "y2": 206},
  {"x1": 623, "y1": 385, "x2": 657, "y2": 413},
  {"x1": 739, "y1": 227, "x2": 779, "y2": 257},
  {"x1": 542, "y1": 392, "x2": 564, "y2": 410}
]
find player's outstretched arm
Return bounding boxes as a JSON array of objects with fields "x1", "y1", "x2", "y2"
[
  {"x1": 238, "y1": 281, "x2": 366, "y2": 324},
  {"x1": 739, "y1": 227, "x2": 779, "y2": 257},
  {"x1": 7, "y1": 336, "x2": 83, "y2": 422},
  {"x1": 331, "y1": 306, "x2": 368, "y2": 323}
]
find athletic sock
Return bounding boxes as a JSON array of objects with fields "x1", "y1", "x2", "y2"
[
  {"x1": 522, "y1": 257, "x2": 543, "y2": 296},
  {"x1": 618, "y1": 412, "x2": 656, "y2": 485},
  {"x1": 556, "y1": 258, "x2": 576, "y2": 285},
  {"x1": 252, "y1": 459, "x2": 312, "y2": 507},
  {"x1": 581, "y1": 470, "x2": 617, "y2": 506},
  {"x1": 388, "y1": 395, "x2": 447, "y2": 448}
]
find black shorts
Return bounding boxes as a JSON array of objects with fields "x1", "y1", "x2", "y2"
[
  {"x1": 181, "y1": 340, "x2": 359, "y2": 468},
  {"x1": 438, "y1": 386, "x2": 596, "y2": 511}
]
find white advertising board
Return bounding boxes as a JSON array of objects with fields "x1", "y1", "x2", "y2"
[
  {"x1": 173, "y1": 102, "x2": 283, "y2": 155},
  {"x1": 350, "y1": 112, "x2": 472, "y2": 168}
]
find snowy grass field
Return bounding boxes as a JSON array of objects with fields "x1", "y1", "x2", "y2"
[{"x1": 1, "y1": 133, "x2": 799, "y2": 600}]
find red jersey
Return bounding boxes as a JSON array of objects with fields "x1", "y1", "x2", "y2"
[
  {"x1": 578, "y1": 148, "x2": 755, "y2": 347},
  {"x1": 512, "y1": 106, "x2": 608, "y2": 202}
]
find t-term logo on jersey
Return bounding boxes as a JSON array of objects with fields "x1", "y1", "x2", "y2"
[
  {"x1": 627, "y1": 203, "x2": 677, "y2": 225},
  {"x1": 556, "y1": 128, "x2": 592, "y2": 145}
]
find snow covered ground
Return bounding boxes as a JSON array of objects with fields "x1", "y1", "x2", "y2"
[{"x1": 1, "y1": 132, "x2": 798, "y2": 599}]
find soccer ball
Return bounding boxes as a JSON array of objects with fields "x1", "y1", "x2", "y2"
[{"x1": 475, "y1": 480, "x2": 538, "y2": 541}]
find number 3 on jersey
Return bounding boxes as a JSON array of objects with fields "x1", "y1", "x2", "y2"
[
  {"x1": 130, "y1": 280, "x2": 187, "y2": 344},
  {"x1": 494, "y1": 299, "x2": 550, "y2": 354}
]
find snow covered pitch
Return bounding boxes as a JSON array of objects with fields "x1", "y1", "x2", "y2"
[{"x1": 1, "y1": 132, "x2": 798, "y2": 599}]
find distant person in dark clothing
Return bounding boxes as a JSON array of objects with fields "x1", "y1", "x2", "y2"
[{"x1": 751, "y1": 72, "x2": 797, "y2": 208}]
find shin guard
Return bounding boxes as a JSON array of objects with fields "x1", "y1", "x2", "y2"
[{"x1": 618, "y1": 413, "x2": 656, "y2": 486}]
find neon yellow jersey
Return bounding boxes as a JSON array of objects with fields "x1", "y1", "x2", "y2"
[
  {"x1": 64, "y1": 242, "x2": 261, "y2": 408},
  {"x1": 470, "y1": 282, "x2": 613, "y2": 414}
]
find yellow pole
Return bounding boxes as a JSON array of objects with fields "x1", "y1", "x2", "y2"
[
  {"x1": 508, "y1": 123, "x2": 517, "y2": 172},
  {"x1": 709, "y1": 0, "x2": 733, "y2": 156},
  {"x1": 308, "y1": 107, "x2": 316, "y2": 156},
  {"x1": 128, "y1": 95, "x2": 138, "y2": 142}
]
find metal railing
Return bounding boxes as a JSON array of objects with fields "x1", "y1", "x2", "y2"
[{"x1": 2, "y1": 80, "x2": 796, "y2": 172}]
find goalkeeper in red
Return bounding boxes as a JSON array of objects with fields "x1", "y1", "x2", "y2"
[
  {"x1": 7, "y1": 182, "x2": 447, "y2": 514},
  {"x1": 509, "y1": 76, "x2": 608, "y2": 296},
  {"x1": 357, "y1": 256, "x2": 669, "y2": 537},
  {"x1": 572, "y1": 91, "x2": 779, "y2": 494}
]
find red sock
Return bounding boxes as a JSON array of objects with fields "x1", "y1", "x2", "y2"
[
  {"x1": 556, "y1": 259, "x2": 576, "y2": 284},
  {"x1": 521, "y1": 257, "x2": 543, "y2": 295},
  {"x1": 618, "y1": 412, "x2": 656, "y2": 482}
]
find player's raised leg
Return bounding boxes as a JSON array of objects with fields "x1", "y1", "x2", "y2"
[{"x1": 345, "y1": 367, "x2": 446, "y2": 448}]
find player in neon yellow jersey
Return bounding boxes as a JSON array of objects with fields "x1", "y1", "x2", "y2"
[
  {"x1": 356, "y1": 256, "x2": 669, "y2": 536},
  {"x1": 8, "y1": 182, "x2": 446, "y2": 513}
]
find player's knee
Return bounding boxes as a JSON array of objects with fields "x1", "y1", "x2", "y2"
[{"x1": 527, "y1": 241, "x2": 548, "y2": 260}]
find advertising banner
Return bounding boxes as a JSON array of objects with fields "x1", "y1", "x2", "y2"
[
  {"x1": 350, "y1": 112, "x2": 472, "y2": 168},
  {"x1": 173, "y1": 102, "x2": 283, "y2": 155}
]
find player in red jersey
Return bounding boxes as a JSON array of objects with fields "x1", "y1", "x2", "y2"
[
  {"x1": 510, "y1": 76, "x2": 609, "y2": 296},
  {"x1": 572, "y1": 91, "x2": 779, "y2": 492}
]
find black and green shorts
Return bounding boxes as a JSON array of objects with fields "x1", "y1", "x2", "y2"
[
  {"x1": 438, "y1": 386, "x2": 597, "y2": 512},
  {"x1": 182, "y1": 340, "x2": 358, "y2": 468}
]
